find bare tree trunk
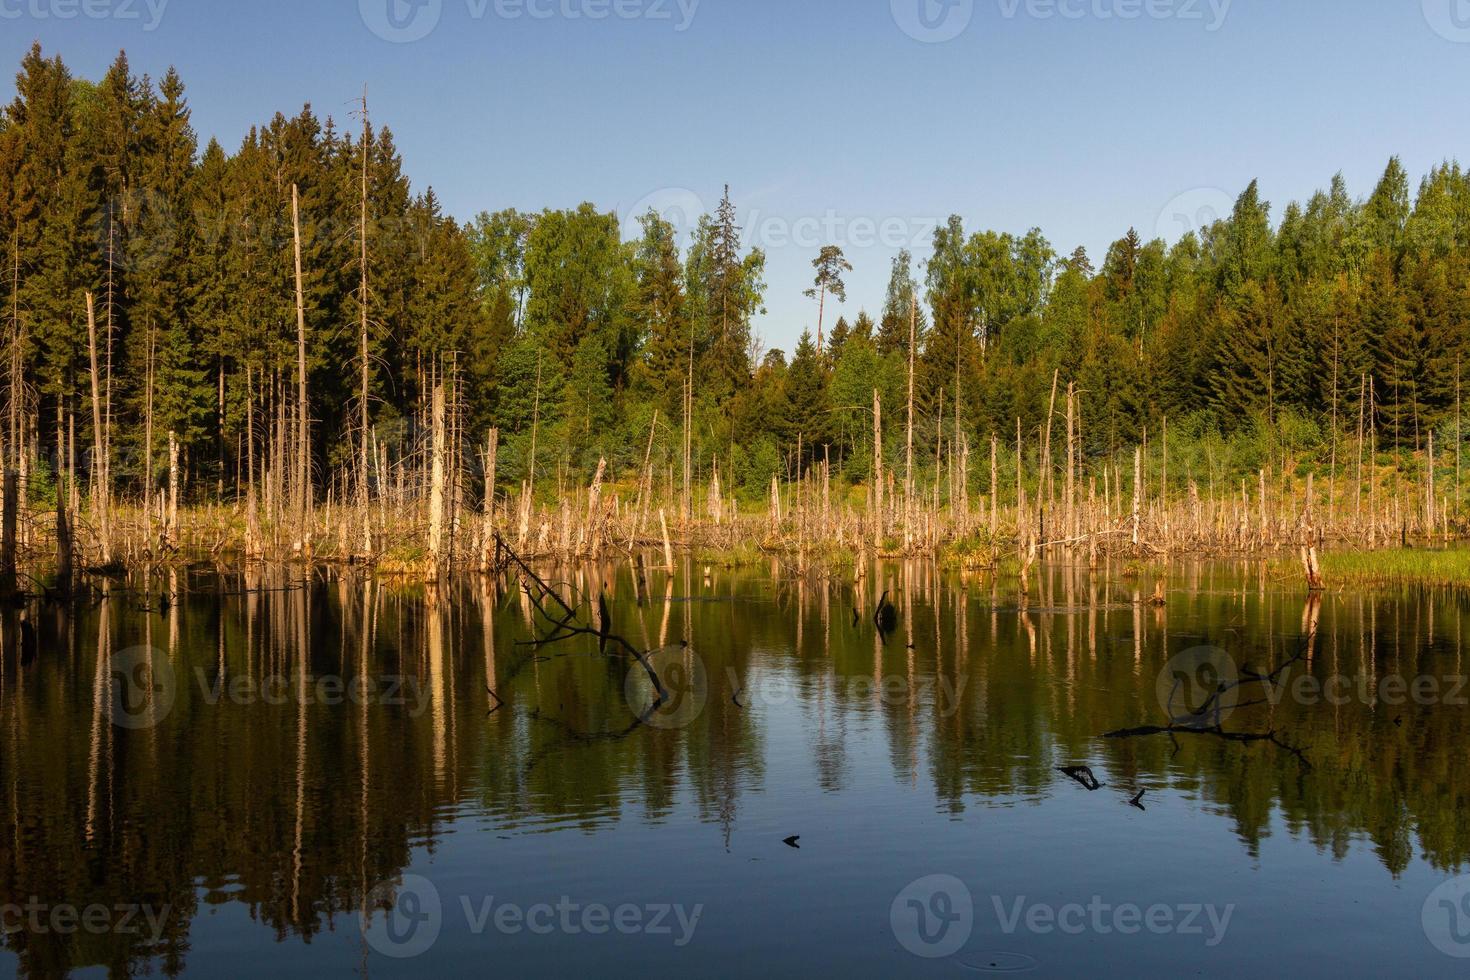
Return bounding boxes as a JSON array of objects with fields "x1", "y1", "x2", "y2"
[
  {"x1": 1131, "y1": 446, "x2": 1143, "y2": 549},
  {"x1": 0, "y1": 469, "x2": 15, "y2": 591},
  {"x1": 1016, "y1": 418, "x2": 1025, "y2": 553},
  {"x1": 816, "y1": 283, "x2": 826, "y2": 353},
  {"x1": 1427, "y1": 430, "x2": 1436, "y2": 536},
  {"x1": 167, "y1": 430, "x2": 179, "y2": 546},
  {"x1": 872, "y1": 389, "x2": 883, "y2": 549},
  {"x1": 682, "y1": 348, "x2": 693, "y2": 525},
  {"x1": 1161, "y1": 414, "x2": 1169, "y2": 546},
  {"x1": 8, "y1": 230, "x2": 19, "y2": 474},
  {"x1": 652, "y1": 505, "x2": 672, "y2": 571},
  {"x1": 1355, "y1": 373, "x2": 1366, "y2": 535},
  {"x1": 1302, "y1": 543, "x2": 1324, "y2": 591},
  {"x1": 144, "y1": 319, "x2": 155, "y2": 544},
  {"x1": 1040, "y1": 371, "x2": 1058, "y2": 553},
  {"x1": 1258, "y1": 468, "x2": 1268, "y2": 547},
  {"x1": 990, "y1": 432, "x2": 999, "y2": 531},
  {"x1": 1329, "y1": 313, "x2": 1340, "y2": 525},
  {"x1": 56, "y1": 468, "x2": 72, "y2": 586},
  {"x1": 85, "y1": 293, "x2": 112, "y2": 564},
  {"x1": 481, "y1": 427, "x2": 499, "y2": 570},
  {"x1": 292, "y1": 183, "x2": 311, "y2": 553},
  {"x1": 633, "y1": 410, "x2": 657, "y2": 545},
  {"x1": 904, "y1": 297, "x2": 916, "y2": 550},
  {"x1": 528, "y1": 351, "x2": 542, "y2": 515},
  {"x1": 358, "y1": 103, "x2": 374, "y2": 561},
  {"x1": 1065, "y1": 382, "x2": 1075, "y2": 544},
  {"x1": 583, "y1": 457, "x2": 606, "y2": 558},
  {"x1": 427, "y1": 383, "x2": 446, "y2": 578}
]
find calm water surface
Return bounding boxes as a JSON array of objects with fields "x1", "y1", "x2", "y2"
[{"x1": 2, "y1": 559, "x2": 1468, "y2": 977}]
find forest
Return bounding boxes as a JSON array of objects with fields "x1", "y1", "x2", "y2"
[{"x1": 4, "y1": 43, "x2": 1470, "y2": 563}]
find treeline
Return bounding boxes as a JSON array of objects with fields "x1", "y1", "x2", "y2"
[{"x1": 4, "y1": 43, "x2": 1470, "y2": 512}]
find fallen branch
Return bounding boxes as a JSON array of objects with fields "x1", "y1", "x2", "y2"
[
  {"x1": 1058, "y1": 765, "x2": 1103, "y2": 791},
  {"x1": 1103, "y1": 724, "x2": 1311, "y2": 770},
  {"x1": 493, "y1": 532, "x2": 669, "y2": 711}
]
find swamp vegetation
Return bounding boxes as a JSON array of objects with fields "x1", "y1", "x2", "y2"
[{"x1": 3, "y1": 46, "x2": 1470, "y2": 584}]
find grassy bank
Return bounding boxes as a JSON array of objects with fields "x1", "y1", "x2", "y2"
[{"x1": 1270, "y1": 548, "x2": 1470, "y2": 588}]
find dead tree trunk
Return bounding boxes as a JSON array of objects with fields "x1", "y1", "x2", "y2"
[
  {"x1": 482, "y1": 427, "x2": 498, "y2": 570},
  {"x1": 56, "y1": 474, "x2": 72, "y2": 588},
  {"x1": 583, "y1": 457, "x2": 607, "y2": 558},
  {"x1": 427, "y1": 383, "x2": 446, "y2": 578},
  {"x1": 0, "y1": 469, "x2": 16, "y2": 592},
  {"x1": 357, "y1": 93, "x2": 373, "y2": 561},
  {"x1": 167, "y1": 430, "x2": 179, "y2": 547},
  {"x1": 143, "y1": 319, "x2": 156, "y2": 544},
  {"x1": 904, "y1": 297, "x2": 916, "y2": 550},
  {"x1": 1131, "y1": 446, "x2": 1143, "y2": 549},
  {"x1": 291, "y1": 183, "x2": 312, "y2": 553},
  {"x1": 85, "y1": 293, "x2": 111, "y2": 564},
  {"x1": 873, "y1": 388, "x2": 884, "y2": 549}
]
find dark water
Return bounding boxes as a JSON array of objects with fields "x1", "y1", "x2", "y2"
[{"x1": 2, "y1": 559, "x2": 1469, "y2": 978}]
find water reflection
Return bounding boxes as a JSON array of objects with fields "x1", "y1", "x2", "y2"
[{"x1": 1, "y1": 559, "x2": 1469, "y2": 975}]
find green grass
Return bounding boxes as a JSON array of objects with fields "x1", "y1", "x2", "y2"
[{"x1": 1273, "y1": 548, "x2": 1470, "y2": 587}]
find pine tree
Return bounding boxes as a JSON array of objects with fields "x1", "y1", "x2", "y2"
[
  {"x1": 189, "y1": 137, "x2": 233, "y2": 482},
  {"x1": 784, "y1": 330, "x2": 829, "y2": 465},
  {"x1": 1219, "y1": 180, "x2": 1274, "y2": 291},
  {"x1": 560, "y1": 330, "x2": 614, "y2": 466},
  {"x1": 878, "y1": 249, "x2": 925, "y2": 356},
  {"x1": 1361, "y1": 156, "x2": 1411, "y2": 260},
  {"x1": 692, "y1": 186, "x2": 765, "y2": 405},
  {"x1": 1363, "y1": 250, "x2": 1417, "y2": 444},
  {"x1": 804, "y1": 244, "x2": 850, "y2": 353},
  {"x1": 1210, "y1": 280, "x2": 1284, "y2": 423},
  {"x1": 135, "y1": 68, "x2": 205, "y2": 462},
  {"x1": 631, "y1": 210, "x2": 688, "y2": 418}
]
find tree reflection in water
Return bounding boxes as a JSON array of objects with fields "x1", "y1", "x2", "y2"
[{"x1": 1, "y1": 558, "x2": 1468, "y2": 975}]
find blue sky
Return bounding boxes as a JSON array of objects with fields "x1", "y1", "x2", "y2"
[{"x1": 3, "y1": 0, "x2": 1468, "y2": 351}]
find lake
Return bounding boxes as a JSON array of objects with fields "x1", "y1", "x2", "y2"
[{"x1": 2, "y1": 558, "x2": 1468, "y2": 977}]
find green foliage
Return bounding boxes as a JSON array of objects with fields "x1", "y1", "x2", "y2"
[{"x1": 3, "y1": 44, "x2": 1470, "y2": 516}]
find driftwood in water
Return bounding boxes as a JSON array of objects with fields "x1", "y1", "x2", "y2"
[
  {"x1": 1058, "y1": 765, "x2": 1102, "y2": 791},
  {"x1": 492, "y1": 532, "x2": 668, "y2": 712},
  {"x1": 1103, "y1": 595, "x2": 1321, "y2": 771}
]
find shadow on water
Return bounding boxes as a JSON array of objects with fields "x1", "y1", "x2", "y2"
[{"x1": 2, "y1": 557, "x2": 1469, "y2": 975}]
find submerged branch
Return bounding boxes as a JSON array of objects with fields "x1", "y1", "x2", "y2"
[
  {"x1": 1103, "y1": 723, "x2": 1312, "y2": 770},
  {"x1": 493, "y1": 532, "x2": 670, "y2": 710}
]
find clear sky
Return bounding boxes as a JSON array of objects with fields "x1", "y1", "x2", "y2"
[{"x1": 3, "y1": 0, "x2": 1468, "y2": 352}]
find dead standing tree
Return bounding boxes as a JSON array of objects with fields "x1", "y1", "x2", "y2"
[
  {"x1": 85, "y1": 292, "x2": 112, "y2": 565},
  {"x1": 291, "y1": 182, "x2": 312, "y2": 556},
  {"x1": 355, "y1": 89, "x2": 374, "y2": 562}
]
